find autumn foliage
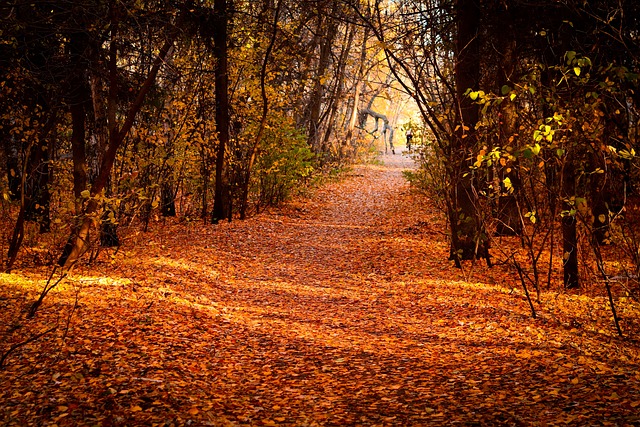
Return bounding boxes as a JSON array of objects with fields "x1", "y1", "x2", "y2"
[{"x1": 2, "y1": 155, "x2": 639, "y2": 426}]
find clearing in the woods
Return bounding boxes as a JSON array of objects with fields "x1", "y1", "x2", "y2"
[{"x1": 1, "y1": 153, "x2": 640, "y2": 426}]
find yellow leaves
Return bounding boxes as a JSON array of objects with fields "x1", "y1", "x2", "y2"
[
  {"x1": 130, "y1": 405, "x2": 143, "y2": 412},
  {"x1": 525, "y1": 211, "x2": 537, "y2": 224},
  {"x1": 503, "y1": 177, "x2": 513, "y2": 193}
]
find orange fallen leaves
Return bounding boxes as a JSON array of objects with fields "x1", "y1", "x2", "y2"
[{"x1": 1, "y1": 154, "x2": 640, "y2": 426}]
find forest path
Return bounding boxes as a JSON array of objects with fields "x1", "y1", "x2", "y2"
[{"x1": 2, "y1": 151, "x2": 640, "y2": 426}]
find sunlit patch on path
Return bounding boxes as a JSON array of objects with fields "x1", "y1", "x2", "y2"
[{"x1": 2, "y1": 153, "x2": 639, "y2": 426}]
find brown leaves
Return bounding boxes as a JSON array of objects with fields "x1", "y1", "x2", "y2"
[{"x1": 1, "y1": 154, "x2": 640, "y2": 425}]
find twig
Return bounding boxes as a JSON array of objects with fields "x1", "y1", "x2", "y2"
[
  {"x1": 512, "y1": 255, "x2": 537, "y2": 319},
  {"x1": 62, "y1": 285, "x2": 81, "y2": 342},
  {"x1": 0, "y1": 325, "x2": 58, "y2": 370},
  {"x1": 26, "y1": 266, "x2": 68, "y2": 319}
]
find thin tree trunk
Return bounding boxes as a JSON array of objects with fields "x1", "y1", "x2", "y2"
[
  {"x1": 562, "y1": 160, "x2": 579, "y2": 289},
  {"x1": 211, "y1": 0, "x2": 232, "y2": 224},
  {"x1": 345, "y1": 26, "x2": 370, "y2": 156},
  {"x1": 306, "y1": 3, "x2": 338, "y2": 155},
  {"x1": 321, "y1": 21, "x2": 355, "y2": 156},
  {"x1": 239, "y1": 0, "x2": 280, "y2": 220},
  {"x1": 58, "y1": 30, "x2": 92, "y2": 267}
]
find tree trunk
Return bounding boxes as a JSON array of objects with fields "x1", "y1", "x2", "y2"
[
  {"x1": 321, "y1": 21, "x2": 355, "y2": 157},
  {"x1": 450, "y1": 0, "x2": 487, "y2": 263},
  {"x1": 22, "y1": 110, "x2": 56, "y2": 234},
  {"x1": 211, "y1": 0, "x2": 232, "y2": 224},
  {"x1": 345, "y1": 26, "x2": 370, "y2": 157},
  {"x1": 491, "y1": 11, "x2": 522, "y2": 236},
  {"x1": 239, "y1": 0, "x2": 280, "y2": 220},
  {"x1": 161, "y1": 183, "x2": 177, "y2": 217},
  {"x1": 306, "y1": 3, "x2": 338, "y2": 155},
  {"x1": 3, "y1": 133, "x2": 22, "y2": 202},
  {"x1": 100, "y1": 207, "x2": 120, "y2": 247},
  {"x1": 562, "y1": 161, "x2": 579, "y2": 289},
  {"x1": 58, "y1": 30, "x2": 92, "y2": 267}
]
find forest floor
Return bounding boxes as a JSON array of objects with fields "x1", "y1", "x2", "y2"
[{"x1": 2, "y1": 150, "x2": 640, "y2": 426}]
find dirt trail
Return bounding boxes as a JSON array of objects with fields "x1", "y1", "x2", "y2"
[{"x1": 2, "y1": 153, "x2": 639, "y2": 426}]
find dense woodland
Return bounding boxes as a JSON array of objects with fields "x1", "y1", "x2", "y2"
[
  {"x1": 2, "y1": 1, "x2": 640, "y2": 425},
  {"x1": 1, "y1": 0, "x2": 392, "y2": 271},
  {"x1": 1, "y1": 0, "x2": 640, "y2": 325},
  {"x1": 2, "y1": 0, "x2": 640, "y2": 290}
]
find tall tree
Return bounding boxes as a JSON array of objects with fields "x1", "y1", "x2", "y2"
[
  {"x1": 211, "y1": 0, "x2": 232, "y2": 223},
  {"x1": 449, "y1": 0, "x2": 486, "y2": 264}
]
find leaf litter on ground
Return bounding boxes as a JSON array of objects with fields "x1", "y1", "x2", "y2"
[{"x1": 1, "y1": 152, "x2": 640, "y2": 426}]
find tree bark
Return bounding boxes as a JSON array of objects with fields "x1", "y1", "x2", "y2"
[
  {"x1": 345, "y1": 26, "x2": 370, "y2": 157},
  {"x1": 58, "y1": 30, "x2": 92, "y2": 268},
  {"x1": 562, "y1": 160, "x2": 579, "y2": 289},
  {"x1": 490, "y1": 10, "x2": 522, "y2": 236},
  {"x1": 211, "y1": 0, "x2": 232, "y2": 224},
  {"x1": 161, "y1": 183, "x2": 177, "y2": 217},
  {"x1": 321, "y1": 21, "x2": 355, "y2": 157},
  {"x1": 305, "y1": 2, "x2": 338, "y2": 155},
  {"x1": 450, "y1": 0, "x2": 487, "y2": 264}
]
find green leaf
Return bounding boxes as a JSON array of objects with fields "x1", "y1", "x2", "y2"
[
  {"x1": 501, "y1": 85, "x2": 511, "y2": 95},
  {"x1": 80, "y1": 190, "x2": 90, "y2": 198}
]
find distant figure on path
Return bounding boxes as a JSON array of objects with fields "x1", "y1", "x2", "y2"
[{"x1": 406, "y1": 129, "x2": 413, "y2": 151}]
